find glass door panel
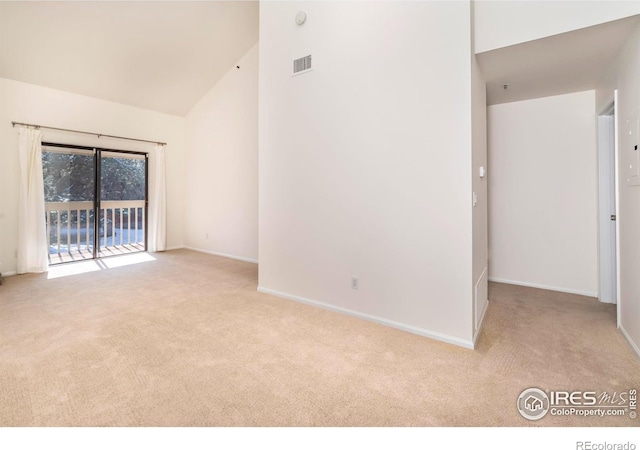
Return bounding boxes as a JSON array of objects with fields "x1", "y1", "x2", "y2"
[
  {"x1": 42, "y1": 147, "x2": 95, "y2": 264},
  {"x1": 98, "y1": 151, "x2": 147, "y2": 257}
]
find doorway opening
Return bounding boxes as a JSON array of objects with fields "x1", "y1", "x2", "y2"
[
  {"x1": 42, "y1": 142, "x2": 148, "y2": 265},
  {"x1": 597, "y1": 94, "x2": 619, "y2": 316}
]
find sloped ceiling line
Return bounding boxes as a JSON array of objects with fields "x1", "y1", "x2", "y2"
[{"x1": 0, "y1": 1, "x2": 259, "y2": 116}]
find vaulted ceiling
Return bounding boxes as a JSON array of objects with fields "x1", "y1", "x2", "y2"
[
  {"x1": 3, "y1": 2, "x2": 636, "y2": 114},
  {"x1": 0, "y1": 1, "x2": 259, "y2": 116}
]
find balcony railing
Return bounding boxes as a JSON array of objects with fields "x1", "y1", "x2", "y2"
[{"x1": 45, "y1": 200, "x2": 146, "y2": 264}]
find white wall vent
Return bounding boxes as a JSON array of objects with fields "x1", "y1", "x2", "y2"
[{"x1": 293, "y1": 55, "x2": 312, "y2": 75}]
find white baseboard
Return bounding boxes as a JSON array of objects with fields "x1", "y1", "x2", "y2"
[
  {"x1": 257, "y1": 286, "x2": 475, "y2": 350},
  {"x1": 473, "y1": 300, "x2": 489, "y2": 346},
  {"x1": 165, "y1": 245, "x2": 185, "y2": 251},
  {"x1": 184, "y1": 246, "x2": 258, "y2": 264},
  {"x1": 1, "y1": 271, "x2": 17, "y2": 277},
  {"x1": 488, "y1": 277, "x2": 597, "y2": 298},
  {"x1": 620, "y1": 324, "x2": 640, "y2": 360}
]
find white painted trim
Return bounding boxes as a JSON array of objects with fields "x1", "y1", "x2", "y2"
[
  {"x1": 614, "y1": 90, "x2": 621, "y2": 328},
  {"x1": 184, "y1": 246, "x2": 258, "y2": 264},
  {"x1": 488, "y1": 277, "x2": 597, "y2": 298},
  {"x1": 475, "y1": 266, "x2": 489, "y2": 330},
  {"x1": 1, "y1": 271, "x2": 17, "y2": 277},
  {"x1": 165, "y1": 245, "x2": 185, "y2": 251},
  {"x1": 473, "y1": 300, "x2": 489, "y2": 346},
  {"x1": 620, "y1": 325, "x2": 640, "y2": 360},
  {"x1": 257, "y1": 286, "x2": 475, "y2": 350}
]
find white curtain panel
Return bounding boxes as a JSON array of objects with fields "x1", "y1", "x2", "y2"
[
  {"x1": 17, "y1": 127, "x2": 48, "y2": 273},
  {"x1": 148, "y1": 144, "x2": 167, "y2": 252}
]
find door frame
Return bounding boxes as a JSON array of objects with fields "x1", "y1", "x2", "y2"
[{"x1": 596, "y1": 92, "x2": 621, "y2": 324}]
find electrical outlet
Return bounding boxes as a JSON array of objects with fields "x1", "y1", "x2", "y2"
[
  {"x1": 351, "y1": 276, "x2": 359, "y2": 290},
  {"x1": 205, "y1": 232, "x2": 209, "y2": 240}
]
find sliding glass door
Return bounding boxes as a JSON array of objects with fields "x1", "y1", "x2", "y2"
[{"x1": 42, "y1": 143, "x2": 148, "y2": 264}]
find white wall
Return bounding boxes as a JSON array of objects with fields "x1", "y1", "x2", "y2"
[
  {"x1": 471, "y1": 54, "x2": 488, "y2": 336},
  {"x1": 596, "y1": 23, "x2": 640, "y2": 356},
  {"x1": 488, "y1": 91, "x2": 598, "y2": 297},
  {"x1": 0, "y1": 78, "x2": 186, "y2": 275},
  {"x1": 474, "y1": 0, "x2": 640, "y2": 53},
  {"x1": 259, "y1": 1, "x2": 475, "y2": 346},
  {"x1": 185, "y1": 44, "x2": 258, "y2": 263},
  {"x1": 471, "y1": 1, "x2": 489, "y2": 338}
]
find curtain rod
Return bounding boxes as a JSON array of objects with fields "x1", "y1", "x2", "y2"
[{"x1": 11, "y1": 121, "x2": 167, "y2": 146}]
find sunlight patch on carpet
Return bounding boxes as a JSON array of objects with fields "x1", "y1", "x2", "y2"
[{"x1": 47, "y1": 252, "x2": 156, "y2": 279}]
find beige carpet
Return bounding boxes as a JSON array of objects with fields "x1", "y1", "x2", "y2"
[{"x1": 0, "y1": 249, "x2": 638, "y2": 426}]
